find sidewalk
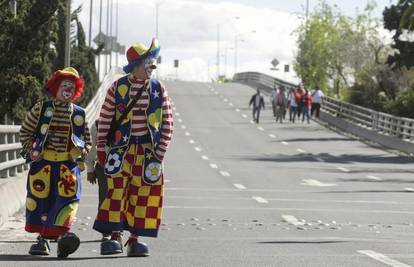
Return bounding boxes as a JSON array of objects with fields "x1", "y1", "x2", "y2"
[{"x1": 0, "y1": 174, "x2": 27, "y2": 227}]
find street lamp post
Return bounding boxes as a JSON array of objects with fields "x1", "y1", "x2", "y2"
[
  {"x1": 64, "y1": 0, "x2": 71, "y2": 67},
  {"x1": 98, "y1": 0, "x2": 103, "y2": 80},
  {"x1": 234, "y1": 30, "x2": 255, "y2": 75}
]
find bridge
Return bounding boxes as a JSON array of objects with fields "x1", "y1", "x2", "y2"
[{"x1": 0, "y1": 68, "x2": 413, "y2": 266}]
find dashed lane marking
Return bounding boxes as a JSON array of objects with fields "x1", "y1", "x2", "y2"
[
  {"x1": 180, "y1": 125, "x2": 186, "y2": 129},
  {"x1": 175, "y1": 112, "x2": 180, "y2": 116},
  {"x1": 219, "y1": 171, "x2": 231, "y2": 177},
  {"x1": 201, "y1": 155, "x2": 209, "y2": 160},
  {"x1": 185, "y1": 132, "x2": 191, "y2": 136},
  {"x1": 233, "y1": 184, "x2": 246, "y2": 190},
  {"x1": 177, "y1": 118, "x2": 183, "y2": 123},
  {"x1": 337, "y1": 167, "x2": 350, "y2": 173},
  {"x1": 241, "y1": 114, "x2": 248, "y2": 118},
  {"x1": 405, "y1": 188, "x2": 414, "y2": 192},
  {"x1": 358, "y1": 250, "x2": 411, "y2": 267},
  {"x1": 194, "y1": 147, "x2": 202, "y2": 152},
  {"x1": 281, "y1": 215, "x2": 305, "y2": 226},
  {"x1": 252, "y1": 196, "x2": 268, "y2": 204},
  {"x1": 301, "y1": 179, "x2": 336, "y2": 187},
  {"x1": 229, "y1": 103, "x2": 234, "y2": 107},
  {"x1": 314, "y1": 157, "x2": 324, "y2": 162},
  {"x1": 257, "y1": 126, "x2": 264, "y2": 131},
  {"x1": 296, "y1": 148, "x2": 306, "y2": 153},
  {"x1": 366, "y1": 175, "x2": 382, "y2": 181},
  {"x1": 235, "y1": 109, "x2": 241, "y2": 112},
  {"x1": 269, "y1": 134, "x2": 277, "y2": 138},
  {"x1": 281, "y1": 141, "x2": 289, "y2": 145},
  {"x1": 209, "y1": 163, "x2": 218, "y2": 169},
  {"x1": 188, "y1": 139, "x2": 195, "y2": 144},
  {"x1": 223, "y1": 98, "x2": 228, "y2": 102}
]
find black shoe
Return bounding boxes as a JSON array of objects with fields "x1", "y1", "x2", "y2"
[
  {"x1": 57, "y1": 232, "x2": 80, "y2": 258},
  {"x1": 126, "y1": 238, "x2": 149, "y2": 257},
  {"x1": 29, "y1": 238, "x2": 50, "y2": 256},
  {"x1": 101, "y1": 232, "x2": 123, "y2": 255}
]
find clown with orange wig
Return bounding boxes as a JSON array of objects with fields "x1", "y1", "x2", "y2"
[{"x1": 19, "y1": 67, "x2": 91, "y2": 258}]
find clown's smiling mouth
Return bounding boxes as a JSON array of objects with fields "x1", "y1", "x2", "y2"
[{"x1": 62, "y1": 90, "x2": 73, "y2": 99}]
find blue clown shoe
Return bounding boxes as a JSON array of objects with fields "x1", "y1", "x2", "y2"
[
  {"x1": 126, "y1": 238, "x2": 149, "y2": 257},
  {"x1": 101, "y1": 239, "x2": 123, "y2": 255},
  {"x1": 29, "y1": 238, "x2": 50, "y2": 256},
  {"x1": 57, "y1": 232, "x2": 80, "y2": 258}
]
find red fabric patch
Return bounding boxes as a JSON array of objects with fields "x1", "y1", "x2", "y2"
[
  {"x1": 146, "y1": 207, "x2": 158, "y2": 219},
  {"x1": 137, "y1": 196, "x2": 148, "y2": 206},
  {"x1": 97, "y1": 210, "x2": 109, "y2": 221},
  {"x1": 109, "y1": 199, "x2": 121, "y2": 211},
  {"x1": 150, "y1": 185, "x2": 162, "y2": 196},
  {"x1": 132, "y1": 165, "x2": 142, "y2": 176},
  {"x1": 134, "y1": 218, "x2": 145, "y2": 228}
]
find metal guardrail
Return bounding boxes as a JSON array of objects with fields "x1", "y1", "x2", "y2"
[
  {"x1": 233, "y1": 71, "x2": 414, "y2": 143},
  {"x1": 0, "y1": 67, "x2": 124, "y2": 179}
]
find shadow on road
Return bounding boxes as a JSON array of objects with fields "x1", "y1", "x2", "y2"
[
  {"x1": 257, "y1": 240, "x2": 347, "y2": 244},
  {"x1": 0, "y1": 254, "x2": 121, "y2": 261},
  {"x1": 339, "y1": 178, "x2": 414, "y2": 184},
  {"x1": 321, "y1": 190, "x2": 412, "y2": 194},
  {"x1": 282, "y1": 137, "x2": 353, "y2": 142}
]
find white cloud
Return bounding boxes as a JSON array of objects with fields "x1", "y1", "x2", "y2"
[{"x1": 75, "y1": 0, "x2": 303, "y2": 82}]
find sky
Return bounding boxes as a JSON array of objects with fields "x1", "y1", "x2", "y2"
[{"x1": 73, "y1": 0, "x2": 396, "y2": 83}]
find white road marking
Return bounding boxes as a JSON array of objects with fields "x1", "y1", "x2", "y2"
[
  {"x1": 177, "y1": 118, "x2": 183, "y2": 123},
  {"x1": 180, "y1": 125, "x2": 187, "y2": 129},
  {"x1": 269, "y1": 134, "x2": 277, "y2": 138},
  {"x1": 301, "y1": 179, "x2": 336, "y2": 187},
  {"x1": 185, "y1": 132, "x2": 191, "y2": 136},
  {"x1": 296, "y1": 148, "x2": 306, "y2": 153},
  {"x1": 235, "y1": 109, "x2": 241, "y2": 112},
  {"x1": 219, "y1": 171, "x2": 231, "y2": 177},
  {"x1": 175, "y1": 112, "x2": 180, "y2": 116},
  {"x1": 172, "y1": 107, "x2": 177, "y2": 111},
  {"x1": 252, "y1": 196, "x2": 268, "y2": 204},
  {"x1": 189, "y1": 139, "x2": 195, "y2": 144},
  {"x1": 223, "y1": 98, "x2": 228, "y2": 102},
  {"x1": 281, "y1": 141, "x2": 289, "y2": 145},
  {"x1": 257, "y1": 126, "x2": 264, "y2": 131},
  {"x1": 241, "y1": 114, "x2": 248, "y2": 118},
  {"x1": 282, "y1": 215, "x2": 305, "y2": 226},
  {"x1": 233, "y1": 184, "x2": 246, "y2": 190},
  {"x1": 215, "y1": 92, "x2": 219, "y2": 95},
  {"x1": 201, "y1": 155, "x2": 209, "y2": 160},
  {"x1": 314, "y1": 157, "x2": 324, "y2": 162},
  {"x1": 405, "y1": 187, "x2": 414, "y2": 192},
  {"x1": 249, "y1": 120, "x2": 255, "y2": 124},
  {"x1": 229, "y1": 103, "x2": 234, "y2": 107},
  {"x1": 337, "y1": 167, "x2": 350, "y2": 173},
  {"x1": 209, "y1": 163, "x2": 218, "y2": 169},
  {"x1": 194, "y1": 147, "x2": 202, "y2": 152},
  {"x1": 366, "y1": 175, "x2": 382, "y2": 181},
  {"x1": 358, "y1": 250, "x2": 411, "y2": 267}
]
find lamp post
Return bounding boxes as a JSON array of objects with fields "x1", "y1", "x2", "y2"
[
  {"x1": 216, "y1": 16, "x2": 240, "y2": 81},
  {"x1": 64, "y1": 0, "x2": 71, "y2": 67},
  {"x1": 306, "y1": 0, "x2": 310, "y2": 19},
  {"x1": 234, "y1": 30, "x2": 255, "y2": 75}
]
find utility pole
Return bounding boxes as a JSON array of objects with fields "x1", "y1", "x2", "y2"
[
  {"x1": 98, "y1": 0, "x2": 103, "y2": 80},
  {"x1": 105, "y1": 0, "x2": 109, "y2": 74},
  {"x1": 10, "y1": 0, "x2": 17, "y2": 18},
  {"x1": 216, "y1": 24, "x2": 220, "y2": 82},
  {"x1": 155, "y1": 2, "x2": 160, "y2": 79},
  {"x1": 306, "y1": 0, "x2": 309, "y2": 19},
  {"x1": 64, "y1": 0, "x2": 71, "y2": 67},
  {"x1": 115, "y1": 0, "x2": 119, "y2": 67},
  {"x1": 88, "y1": 0, "x2": 93, "y2": 47},
  {"x1": 109, "y1": 0, "x2": 113, "y2": 70}
]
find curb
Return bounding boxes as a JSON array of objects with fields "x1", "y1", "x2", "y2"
[{"x1": 0, "y1": 173, "x2": 27, "y2": 227}]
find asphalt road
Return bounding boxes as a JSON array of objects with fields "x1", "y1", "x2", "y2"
[{"x1": 1, "y1": 81, "x2": 414, "y2": 267}]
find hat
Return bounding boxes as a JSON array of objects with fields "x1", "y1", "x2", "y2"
[
  {"x1": 123, "y1": 38, "x2": 160, "y2": 73},
  {"x1": 46, "y1": 67, "x2": 85, "y2": 101}
]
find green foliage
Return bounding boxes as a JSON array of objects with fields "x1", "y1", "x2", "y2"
[{"x1": 0, "y1": 0, "x2": 99, "y2": 123}]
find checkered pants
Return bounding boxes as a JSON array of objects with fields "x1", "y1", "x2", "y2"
[{"x1": 93, "y1": 143, "x2": 164, "y2": 237}]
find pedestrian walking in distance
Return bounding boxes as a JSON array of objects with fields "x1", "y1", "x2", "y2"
[
  {"x1": 93, "y1": 38, "x2": 174, "y2": 257},
  {"x1": 249, "y1": 89, "x2": 265, "y2": 124},
  {"x1": 19, "y1": 67, "x2": 91, "y2": 258},
  {"x1": 302, "y1": 89, "x2": 312, "y2": 124},
  {"x1": 311, "y1": 86, "x2": 324, "y2": 118},
  {"x1": 274, "y1": 87, "x2": 287, "y2": 123}
]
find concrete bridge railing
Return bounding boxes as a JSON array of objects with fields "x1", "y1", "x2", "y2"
[{"x1": 233, "y1": 71, "x2": 414, "y2": 154}]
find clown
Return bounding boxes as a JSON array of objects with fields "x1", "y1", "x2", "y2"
[
  {"x1": 19, "y1": 67, "x2": 91, "y2": 258},
  {"x1": 93, "y1": 38, "x2": 173, "y2": 257}
]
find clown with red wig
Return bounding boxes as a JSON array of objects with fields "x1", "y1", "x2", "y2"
[{"x1": 19, "y1": 67, "x2": 91, "y2": 258}]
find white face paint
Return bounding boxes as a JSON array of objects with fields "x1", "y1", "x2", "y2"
[
  {"x1": 144, "y1": 58, "x2": 157, "y2": 78},
  {"x1": 56, "y1": 79, "x2": 75, "y2": 102}
]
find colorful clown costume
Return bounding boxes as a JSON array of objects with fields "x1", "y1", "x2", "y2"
[
  {"x1": 93, "y1": 77, "x2": 173, "y2": 237},
  {"x1": 19, "y1": 67, "x2": 90, "y2": 257}
]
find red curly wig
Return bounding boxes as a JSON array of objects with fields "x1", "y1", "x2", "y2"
[{"x1": 46, "y1": 67, "x2": 85, "y2": 101}]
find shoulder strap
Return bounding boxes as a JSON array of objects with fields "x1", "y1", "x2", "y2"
[{"x1": 106, "y1": 80, "x2": 148, "y2": 144}]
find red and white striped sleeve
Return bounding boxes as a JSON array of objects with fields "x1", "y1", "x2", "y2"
[
  {"x1": 155, "y1": 83, "x2": 174, "y2": 160},
  {"x1": 97, "y1": 81, "x2": 117, "y2": 152}
]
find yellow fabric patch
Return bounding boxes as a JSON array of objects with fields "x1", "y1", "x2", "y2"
[
  {"x1": 134, "y1": 207, "x2": 147, "y2": 218},
  {"x1": 117, "y1": 84, "x2": 128, "y2": 98},
  {"x1": 145, "y1": 218, "x2": 158, "y2": 229},
  {"x1": 148, "y1": 108, "x2": 162, "y2": 129},
  {"x1": 29, "y1": 165, "x2": 51, "y2": 199},
  {"x1": 111, "y1": 188, "x2": 124, "y2": 201},
  {"x1": 138, "y1": 186, "x2": 150, "y2": 196},
  {"x1": 73, "y1": 115, "x2": 84, "y2": 126},
  {"x1": 157, "y1": 208, "x2": 163, "y2": 219},
  {"x1": 26, "y1": 197, "x2": 37, "y2": 211},
  {"x1": 109, "y1": 211, "x2": 121, "y2": 223},
  {"x1": 129, "y1": 195, "x2": 138, "y2": 205},
  {"x1": 147, "y1": 196, "x2": 160, "y2": 207},
  {"x1": 58, "y1": 164, "x2": 77, "y2": 198},
  {"x1": 40, "y1": 124, "x2": 48, "y2": 135},
  {"x1": 100, "y1": 198, "x2": 110, "y2": 210}
]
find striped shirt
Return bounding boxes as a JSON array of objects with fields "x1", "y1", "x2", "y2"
[
  {"x1": 97, "y1": 75, "x2": 173, "y2": 160},
  {"x1": 20, "y1": 100, "x2": 91, "y2": 153}
]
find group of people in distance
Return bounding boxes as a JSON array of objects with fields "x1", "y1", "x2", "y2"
[
  {"x1": 19, "y1": 38, "x2": 173, "y2": 258},
  {"x1": 250, "y1": 83, "x2": 324, "y2": 124}
]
